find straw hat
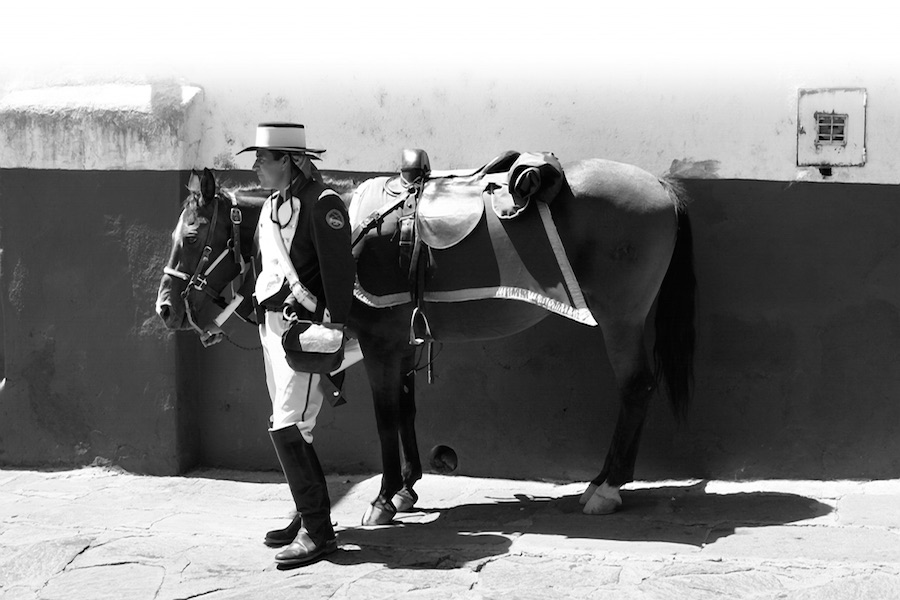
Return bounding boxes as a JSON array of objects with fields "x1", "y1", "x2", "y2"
[{"x1": 237, "y1": 122, "x2": 326, "y2": 155}]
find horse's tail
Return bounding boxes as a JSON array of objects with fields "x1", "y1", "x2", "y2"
[{"x1": 654, "y1": 177, "x2": 696, "y2": 421}]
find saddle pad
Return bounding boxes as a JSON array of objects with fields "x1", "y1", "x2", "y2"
[{"x1": 353, "y1": 182, "x2": 596, "y2": 327}]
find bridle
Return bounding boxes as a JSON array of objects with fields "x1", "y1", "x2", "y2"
[{"x1": 164, "y1": 192, "x2": 249, "y2": 346}]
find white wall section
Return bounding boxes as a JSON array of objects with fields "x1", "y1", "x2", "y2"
[{"x1": 1, "y1": 1, "x2": 897, "y2": 183}]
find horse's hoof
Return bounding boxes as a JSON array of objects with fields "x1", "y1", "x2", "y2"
[
  {"x1": 391, "y1": 488, "x2": 418, "y2": 512},
  {"x1": 578, "y1": 483, "x2": 599, "y2": 505},
  {"x1": 362, "y1": 499, "x2": 396, "y2": 526},
  {"x1": 582, "y1": 483, "x2": 622, "y2": 515}
]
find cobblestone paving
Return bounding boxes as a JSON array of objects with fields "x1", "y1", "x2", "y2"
[{"x1": 2, "y1": 468, "x2": 898, "y2": 599}]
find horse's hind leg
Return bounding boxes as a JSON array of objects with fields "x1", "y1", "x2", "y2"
[
  {"x1": 392, "y1": 371, "x2": 422, "y2": 512},
  {"x1": 582, "y1": 319, "x2": 656, "y2": 515}
]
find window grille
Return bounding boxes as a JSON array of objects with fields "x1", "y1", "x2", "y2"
[{"x1": 815, "y1": 112, "x2": 848, "y2": 146}]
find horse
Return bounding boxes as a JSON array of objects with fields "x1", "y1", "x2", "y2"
[{"x1": 156, "y1": 157, "x2": 695, "y2": 525}]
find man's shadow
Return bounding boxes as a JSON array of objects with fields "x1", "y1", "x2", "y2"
[{"x1": 322, "y1": 482, "x2": 832, "y2": 570}]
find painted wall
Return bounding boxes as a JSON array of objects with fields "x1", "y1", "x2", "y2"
[
  {"x1": 3, "y1": 166, "x2": 898, "y2": 480},
  {"x1": 1, "y1": 2, "x2": 899, "y2": 478},
  {"x1": 2, "y1": 3, "x2": 898, "y2": 183},
  {"x1": 4, "y1": 66, "x2": 900, "y2": 185},
  {"x1": 0, "y1": 170, "x2": 193, "y2": 474},
  {"x1": 190, "y1": 175, "x2": 900, "y2": 481}
]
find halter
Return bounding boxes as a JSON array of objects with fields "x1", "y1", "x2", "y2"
[{"x1": 164, "y1": 193, "x2": 248, "y2": 345}]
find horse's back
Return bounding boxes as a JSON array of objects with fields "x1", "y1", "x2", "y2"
[
  {"x1": 349, "y1": 176, "x2": 393, "y2": 227},
  {"x1": 563, "y1": 159, "x2": 673, "y2": 213},
  {"x1": 554, "y1": 159, "x2": 680, "y2": 321}
]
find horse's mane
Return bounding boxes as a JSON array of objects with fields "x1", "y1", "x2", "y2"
[
  {"x1": 221, "y1": 183, "x2": 269, "y2": 208},
  {"x1": 221, "y1": 172, "x2": 381, "y2": 206}
]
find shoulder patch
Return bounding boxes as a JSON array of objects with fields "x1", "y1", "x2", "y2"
[{"x1": 325, "y1": 208, "x2": 346, "y2": 230}]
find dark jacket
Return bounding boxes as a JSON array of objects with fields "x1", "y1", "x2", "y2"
[{"x1": 259, "y1": 174, "x2": 355, "y2": 323}]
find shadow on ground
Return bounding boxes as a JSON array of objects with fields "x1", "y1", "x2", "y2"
[
  {"x1": 185, "y1": 468, "x2": 371, "y2": 506},
  {"x1": 330, "y1": 482, "x2": 832, "y2": 569}
]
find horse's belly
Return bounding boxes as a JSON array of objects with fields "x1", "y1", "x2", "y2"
[{"x1": 425, "y1": 299, "x2": 548, "y2": 342}]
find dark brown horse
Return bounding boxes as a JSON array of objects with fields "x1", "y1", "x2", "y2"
[{"x1": 156, "y1": 158, "x2": 695, "y2": 524}]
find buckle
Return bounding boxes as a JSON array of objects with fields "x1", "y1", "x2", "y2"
[
  {"x1": 230, "y1": 207, "x2": 242, "y2": 224},
  {"x1": 283, "y1": 305, "x2": 300, "y2": 323}
]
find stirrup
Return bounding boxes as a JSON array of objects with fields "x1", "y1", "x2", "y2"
[{"x1": 409, "y1": 306, "x2": 433, "y2": 345}]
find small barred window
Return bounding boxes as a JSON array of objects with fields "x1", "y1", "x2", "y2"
[{"x1": 815, "y1": 112, "x2": 848, "y2": 146}]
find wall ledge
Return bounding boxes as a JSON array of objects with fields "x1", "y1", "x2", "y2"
[{"x1": 0, "y1": 82, "x2": 204, "y2": 170}]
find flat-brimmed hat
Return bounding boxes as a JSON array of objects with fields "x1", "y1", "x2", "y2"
[{"x1": 237, "y1": 122, "x2": 326, "y2": 155}]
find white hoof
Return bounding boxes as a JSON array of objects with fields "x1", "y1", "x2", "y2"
[
  {"x1": 361, "y1": 500, "x2": 396, "y2": 526},
  {"x1": 391, "y1": 489, "x2": 416, "y2": 512},
  {"x1": 582, "y1": 482, "x2": 622, "y2": 515},
  {"x1": 579, "y1": 483, "x2": 599, "y2": 505}
]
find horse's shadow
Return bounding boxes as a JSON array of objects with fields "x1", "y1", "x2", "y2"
[{"x1": 325, "y1": 482, "x2": 832, "y2": 570}]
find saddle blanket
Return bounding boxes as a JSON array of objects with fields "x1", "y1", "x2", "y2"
[{"x1": 350, "y1": 154, "x2": 597, "y2": 327}]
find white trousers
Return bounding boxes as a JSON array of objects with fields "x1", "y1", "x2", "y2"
[{"x1": 259, "y1": 310, "x2": 364, "y2": 442}]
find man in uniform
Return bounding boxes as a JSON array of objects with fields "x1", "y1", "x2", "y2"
[{"x1": 238, "y1": 122, "x2": 355, "y2": 567}]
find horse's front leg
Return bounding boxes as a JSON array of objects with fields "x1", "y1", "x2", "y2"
[
  {"x1": 581, "y1": 320, "x2": 656, "y2": 515},
  {"x1": 392, "y1": 371, "x2": 421, "y2": 512},
  {"x1": 360, "y1": 338, "x2": 416, "y2": 525}
]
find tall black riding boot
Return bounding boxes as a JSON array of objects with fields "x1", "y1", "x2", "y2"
[
  {"x1": 265, "y1": 427, "x2": 303, "y2": 547},
  {"x1": 269, "y1": 426, "x2": 337, "y2": 567}
]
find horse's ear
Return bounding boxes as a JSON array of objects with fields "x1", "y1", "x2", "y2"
[
  {"x1": 187, "y1": 170, "x2": 201, "y2": 195},
  {"x1": 200, "y1": 168, "x2": 216, "y2": 202}
]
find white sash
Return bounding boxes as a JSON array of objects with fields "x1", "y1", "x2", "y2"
[{"x1": 256, "y1": 195, "x2": 318, "y2": 313}]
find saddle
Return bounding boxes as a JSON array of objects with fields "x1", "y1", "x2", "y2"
[
  {"x1": 351, "y1": 150, "x2": 568, "y2": 352},
  {"x1": 408, "y1": 151, "x2": 565, "y2": 346},
  {"x1": 417, "y1": 151, "x2": 564, "y2": 249}
]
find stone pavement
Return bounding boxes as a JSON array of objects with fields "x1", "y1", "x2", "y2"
[{"x1": 1, "y1": 466, "x2": 899, "y2": 599}]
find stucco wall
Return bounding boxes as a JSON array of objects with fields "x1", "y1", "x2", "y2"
[
  {"x1": 2, "y1": 3, "x2": 899, "y2": 478},
  {"x1": 2, "y1": 168, "x2": 899, "y2": 479},
  {"x1": 0, "y1": 170, "x2": 192, "y2": 474},
  {"x1": 4, "y1": 69, "x2": 899, "y2": 184},
  {"x1": 2, "y1": 5, "x2": 899, "y2": 183}
]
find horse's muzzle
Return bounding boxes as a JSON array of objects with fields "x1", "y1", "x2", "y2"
[{"x1": 156, "y1": 300, "x2": 186, "y2": 330}]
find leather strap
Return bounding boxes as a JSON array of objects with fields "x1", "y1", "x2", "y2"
[
  {"x1": 271, "y1": 226, "x2": 318, "y2": 314},
  {"x1": 350, "y1": 192, "x2": 409, "y2": 257}
]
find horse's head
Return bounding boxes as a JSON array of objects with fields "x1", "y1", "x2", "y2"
[{"x1": 156, "y1": 168, "x2": 255, "y2": 345}]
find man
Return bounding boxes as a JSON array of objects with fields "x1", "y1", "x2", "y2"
[{"x1": 238, "y1": 122, "x2": 355, "y2": 567}]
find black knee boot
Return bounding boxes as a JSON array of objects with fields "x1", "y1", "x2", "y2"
[
  {"x1": 265, "y1": 427, "x2": 303, "y2": 547},
  {"x1": 264, "y1": 512, "x2": 303, "y2": 547},
  {"x1": 269, "y1": 426, "x2": 337, "y2": 566}
]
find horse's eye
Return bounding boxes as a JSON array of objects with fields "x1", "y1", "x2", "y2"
[{"x1": 185, "y1": 234, "x2": 199, "y2": 245}]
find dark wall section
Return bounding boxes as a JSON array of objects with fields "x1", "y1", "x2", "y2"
[
  {"x1": 195, "y1": 174, "x2": 900, "y2": 482},
  {"x1": 685, "y1": 179, "x2": 900, "y2": 480},
  {"x1": 405, "y1": 178, "x2": 900, "y2": 482},
  {"x1": 0, "y1": 170, "x2": 190, "y2": 474},
  {"x1": 2, "y1": 169, "x2": 899, "y2": 481}
]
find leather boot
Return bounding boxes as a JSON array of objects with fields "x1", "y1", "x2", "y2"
[
  {"x1": 266, "y1": 428, "x2": 305, "y2": 546},
  {"x1": 264, "y1": 511, "x2": 302, "y2": 547},
  {"x1": 269, "y1": 426, "x2": 337, "y2": 567}
]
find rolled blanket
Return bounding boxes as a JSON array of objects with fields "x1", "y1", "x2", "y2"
[{"x1": 494, "y1": 152, "x2": 564, "y2": 219}]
